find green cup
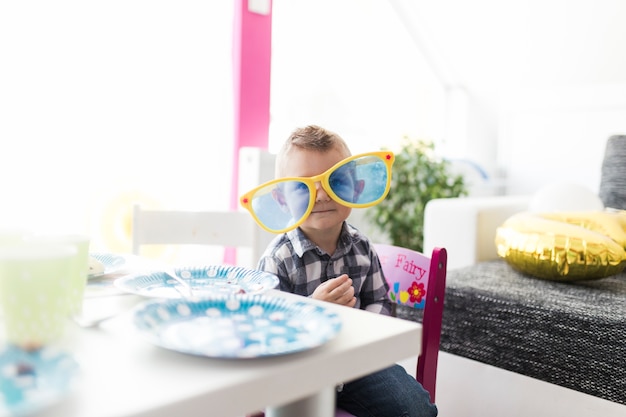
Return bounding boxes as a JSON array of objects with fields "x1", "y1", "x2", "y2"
[
  {"x1": 0, "y1": 243, "x2": 77, "y2": 349},
  {"x1": 27, "y1": 234, "x2": 91, "y2": 315}
]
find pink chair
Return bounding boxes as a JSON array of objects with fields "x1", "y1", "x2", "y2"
[
  {"x1": 335, "y1": 244, "x2": 447, "y2": 416},
  {"x1": 249, "y1": 244, "x2": 447, "y2": 417}
]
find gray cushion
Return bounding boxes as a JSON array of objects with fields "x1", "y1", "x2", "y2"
[
  {"x1": 435, "y1": 260, "x2": 625, "y2": 405},
  {"x1": 599, "y1": 135, "x2": 626, "y2": 210}
]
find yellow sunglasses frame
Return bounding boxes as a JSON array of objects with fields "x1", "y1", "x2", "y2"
[{"x1": 239, "y1": 151, "x2": 395, "y2": 234}]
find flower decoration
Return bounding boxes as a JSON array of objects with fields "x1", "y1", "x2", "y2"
[
  {"x1": 408, "y1": 281, "x2": 426, "y2": 304},
  {"x1": 388, "y1": 280, "x2": 427, "y2": 308}
]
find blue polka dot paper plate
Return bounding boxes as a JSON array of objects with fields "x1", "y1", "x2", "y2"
[
  {"x1": 132, "y1": 295, "x2": 342, "y2": 358},
  {"x1": 88, "y1": 252, "x2": 127, "y2": 279},
  {"x1": 0, "y1": 345, "x2": 79, "y2": 417},
  {"x1": 114, "y1": 265, "x2": 279, "y2": 299}
]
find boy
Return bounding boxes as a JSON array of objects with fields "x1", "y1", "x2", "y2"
[{"x1": 255, "y1": 125, "x2": 438, "y2": 417}]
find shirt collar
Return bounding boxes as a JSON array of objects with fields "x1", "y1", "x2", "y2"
[{"x1": 286, "y1": 222, "x2": 354, "y2": 258}]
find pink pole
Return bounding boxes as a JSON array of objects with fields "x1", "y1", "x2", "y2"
[
  {"x1": 227, "y1": 0, "x2": 272, "y2": 265},
  {"x1": 231, "y1": 0, "x2": 272, "y2": 206}
]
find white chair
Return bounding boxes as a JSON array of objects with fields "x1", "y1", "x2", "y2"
[
  {"x1": 131, "y1": 204, "x2": 273, "y2": 268},
  {"x1": 131, "y1": 147, "x2": 277, "y2": 268}
]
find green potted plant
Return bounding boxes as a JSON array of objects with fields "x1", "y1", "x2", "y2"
[{"x1": 366, "y1": 137, "x2": 468, "y2": 252}]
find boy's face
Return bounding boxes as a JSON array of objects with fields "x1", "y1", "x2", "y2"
[{"x1": 281, "y1": 147, "x2": 353, "y2": 235}]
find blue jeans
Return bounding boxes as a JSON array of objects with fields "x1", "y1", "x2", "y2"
[{"x1": 336, "y1": 364, "x2": 438, "y2": 417}]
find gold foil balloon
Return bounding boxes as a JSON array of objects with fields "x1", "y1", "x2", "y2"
[
  {"x1": 495, "y1": 211, "x2": 626, "y2": 281},
  {"x1": 537, "y1": 210, "x2": 626, "y2": 248}
]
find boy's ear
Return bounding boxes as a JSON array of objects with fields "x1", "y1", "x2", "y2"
[
  {"x1": 354, "y1": 179, "x2": 365, "y2": 201},
  {"x1": 271, "y1": 188, "x2": 290, "y2": 213},
  {"x1": 271, "y1": 188, "x2": 285, "y2": 204}
]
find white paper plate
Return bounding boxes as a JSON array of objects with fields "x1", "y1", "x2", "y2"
[
  {"x1": 132, "y1": 295, "x2": 342, "y2": 358},
  {"x1": 114, "y1": 265, "x2": 279, "y2": 298},
  {"x1": 0, "y1": 345, "x2": 79, "y2": 417}
]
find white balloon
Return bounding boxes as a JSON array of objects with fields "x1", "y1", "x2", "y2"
[{"x1": 529, "y1": 183, "x2": 605, "y2": 212}]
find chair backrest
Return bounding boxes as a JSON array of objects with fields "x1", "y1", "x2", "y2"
[
  {"x1": 131, "y1": 147, "x2": 277, "y2": 268},
  {"x1": 131, "y1": 204, "x2": 273, "y2": 268},
  {"x1": 373, "y1": 243, "x2": 447, "y2": 404}
]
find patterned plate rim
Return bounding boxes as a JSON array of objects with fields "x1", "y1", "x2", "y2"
[
  {"x1": 113, "y1": 265, "x2": 279, "y2": 298},
  {"x1": 131, "y1": 294, "x2": 342, "y2": 358},
  {"x1": 88, "y1": 252, "x2": 127, "y2": 279}
]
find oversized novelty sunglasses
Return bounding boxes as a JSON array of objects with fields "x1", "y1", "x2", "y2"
[{"x1": 240, "y1": 151, "x2": 395, "y2": 233}]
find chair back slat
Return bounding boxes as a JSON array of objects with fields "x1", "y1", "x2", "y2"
[
  {"x1": 417, "y1": 247, "x2": 447, "y2": 403},
  {"x1": 131, "y1": 205, "x2": 274, "y2": 268},
  {"x1": 373, "y1": 243, "x2": 447, "y2": 404},
  {"x1": 375, "y1": 243, "x2": 432, "y2": 308}
]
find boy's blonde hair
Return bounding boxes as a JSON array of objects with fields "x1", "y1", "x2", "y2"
[{"x1": 276, "y1": 125, "x2": 351, "y2": 177}]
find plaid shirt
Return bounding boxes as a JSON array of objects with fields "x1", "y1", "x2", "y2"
[{"x1": 257, "y1": 222, "x2": 391, "y2": 315}]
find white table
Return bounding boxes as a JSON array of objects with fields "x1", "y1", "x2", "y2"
[{"x1": 37, "y1": 290, "x2": 422, "y2": 417}]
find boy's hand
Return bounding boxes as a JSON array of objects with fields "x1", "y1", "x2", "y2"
[{"x1": 312, "y1": 274, "x2": 357, "y2": 308}]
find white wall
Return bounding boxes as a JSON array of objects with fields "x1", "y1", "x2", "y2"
[
  {"x1": 498, "y1": 84, "x2": 626, "y2": 194},
  {"x1": 270, "y1": 0, "x2": 446, "y2": 155},
  {"x1": 394, "y1": 0, "x2": 626, "y2": 192}
]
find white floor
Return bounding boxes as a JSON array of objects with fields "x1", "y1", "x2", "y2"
[{"x1": 435, "y1": 352, "x2": 626, "y2": 417}]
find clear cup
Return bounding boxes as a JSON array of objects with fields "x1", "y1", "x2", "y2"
[
  {"x1": 0, "y1": 243, "x2": 77, "y2": 350},
  {"x1": 26, "y1": 234, "x2": 91, "y2": 315}
]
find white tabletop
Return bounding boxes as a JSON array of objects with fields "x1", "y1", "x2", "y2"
[{"x1": 33, "y1": 289, "x2": 421, "y2": 417}]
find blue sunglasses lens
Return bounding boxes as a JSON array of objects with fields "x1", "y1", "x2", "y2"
[
  {"x1": 329, "y1": 155, "x2": 389, "y2": 205},
  {"x1": 250, "y1": 181, "x2": 311, "y2": 232},
  {"x1": 329, "y1": 161, "x2": 359, "y2": 203}
]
